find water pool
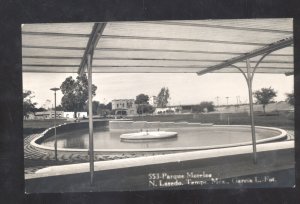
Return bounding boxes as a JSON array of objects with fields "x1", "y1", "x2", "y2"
[{"x1": 40, "y1": 125, "x2": 286, "y2": 151}]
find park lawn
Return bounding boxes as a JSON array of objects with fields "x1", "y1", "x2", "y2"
[
  {"x1": 23, "y1": 119, "x2": 71, "y2": 136},
  {"x1": 23, "y1": 119, "x2": 70, "y2": 128},
  {"x1": 129, "y1": 111, "x2": 294, "y2": 130}
]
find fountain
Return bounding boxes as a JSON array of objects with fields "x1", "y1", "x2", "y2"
[{"x1": 120, "y1": 129, "x2": 178, "y2": 140}]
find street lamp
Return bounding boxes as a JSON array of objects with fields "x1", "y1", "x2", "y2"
[
  {"x1": 50, "y1": 87, "x2": 60, "y2": 161},
  {"x1": 226, "y1": 97, "x2": 229, "y2": 106}
]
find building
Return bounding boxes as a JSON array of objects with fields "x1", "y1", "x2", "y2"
[
  {"x1": 33, "y1": 111, "x2": 64, "y2": 120},
  {"x1": 154, "y1": 106, "x2": 182, "y2": 115},
  {"x1": 111, "y1": 99, "x2": 138, "y2": 115},
  {"x1": 24, "y1": 111, "x2": 87, "y2": 120},
  {"x1": 149, "y1": 96, "x2": 158, "y2": 107},
  {"x1": 63, "y1": 112, "x2": 87, "y2": 119}
]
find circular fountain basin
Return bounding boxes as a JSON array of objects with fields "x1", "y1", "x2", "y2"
[
  {"x1": 120, "y1": 131, "x2": 178, "y2": 140},
  {"x1": 34, "y1": 125, "x2": 287, "y2": 152}
]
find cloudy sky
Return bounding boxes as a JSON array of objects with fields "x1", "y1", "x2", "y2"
[{"x1": 23, "y1": 72, "x2": 293, "y2": 109}]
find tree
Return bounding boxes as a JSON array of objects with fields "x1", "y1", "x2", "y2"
[
  {"x1": 98, "y1": 103, "x2": 109, "y2": 116},
  {"x1": 135, "y1": 94, "x2": 149, "y2": 105},
  {"x1": 200, "y1": 101, "x2": 215, "y2": 112},
  {"x1": 86, "y1": 101, "x2": 111, "y2": 116},
  {"x1": 286, "y1": 92, "x2": 294, "y2": 106},
  {"x1": 253, "y1": 87, "x2": 277, "y2": 115},
  {"x1": 33, "y1": 107, "x2": 47, "y2": 112},
  {"x1": 42, "y1": 99, "x2": 51, "y2": 110},
  {"x1": 55, "y1": 105, "x2": 64, "y2": 111},
  {"x1": 137, "y1": 104, "x2": 155, "y2": 114},
  {"x1": 23, "y1": 90, "x2": 37, "y2": 118},
  {"x1": 101, "y1": 102, "x2": 112, "y2": 115},
  {"x1": 93, "y1": 102, "x2": 112, "y2": 115},
  {"x1": 60, "y1": 74, "x2": 97, "y2": 117},
  {"x1": 92, "y1": 101, "x2": 100, "y2": 115},
  {"x1": 105, "y1": 102, "x2": 112, "y2": 110},
  {"x1": 135, "y1": 94, "x2": 150, "y2": 115},
  {"x1": 157, "y1": 87, "x2": 170, "y2": 108},
  {"x1": 192, "y1": 101, "x2": 215, "y2": 113}
]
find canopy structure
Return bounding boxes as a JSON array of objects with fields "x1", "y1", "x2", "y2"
[
  {"x1": 22, "y1": 18, "x2": 294, "y2": 185},
  {"x1": 22, "y1": 19, "x2": 293, "y2": 74}
]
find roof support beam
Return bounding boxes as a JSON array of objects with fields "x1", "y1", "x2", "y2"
[
  {"x1": 22, "y1": 56, "x2": 294, "y2": 64},
  {"x1": 22, "y1": 32, "x2": 266, "y2": 46},
  {"x1": 78, "y1": 23, "x2": 106, "y2": 75},
  {"x1": 197, "y1": 36, "x2": 293, "y2": 75},
  {"x1": 22, "y1": 31, "x2": 89, "y2": 38},
  {"x1": 23, "y1": 64, "x2": 293, "y2": 70},
  {"x1": 144, "y1": 21, "x2": 293, "y2": 34},
  {"x1": 101, "y1": 35, "x2": 266, "y2": 46},
  {"x1": 23, "y1": 45, "x2": 86, "y2": 50},
  {"x1": 95, "y1": 47, "x2": 292, "y2": 57},
  {"x1": 22, "y1": 45, "x2": 293, "y2": 57}
]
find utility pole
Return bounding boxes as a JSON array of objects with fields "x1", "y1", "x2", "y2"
[{"x1": 216, "y1": 96, "x2": 219, "y2": 107}]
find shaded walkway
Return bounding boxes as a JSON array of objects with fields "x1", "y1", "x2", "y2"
[{"x1": 25, "y1": 141, "x2": 294, "y2": 192}]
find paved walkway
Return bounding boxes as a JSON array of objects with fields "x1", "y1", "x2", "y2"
[
  {"x1": 24, "y1": 134, "x2": 140, "y2": 174},
  {"x1": 26, "y1": 140, "x2": 295, "y2": 192},
  {"x1": 25, "y1": 134, "x2": 92, "y2": 173}
]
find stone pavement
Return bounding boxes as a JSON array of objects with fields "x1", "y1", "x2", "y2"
[{"x1": 24, "y1": 134, "x2": 143, "y2": 174}]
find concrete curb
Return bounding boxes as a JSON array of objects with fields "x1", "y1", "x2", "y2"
[{"x1": 30, "y1": 123, "x2": 287, "y2": 153}]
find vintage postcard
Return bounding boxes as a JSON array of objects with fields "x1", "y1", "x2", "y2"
[{"x1": 22, "y1": 18, "x2": 294, "y2": 193}]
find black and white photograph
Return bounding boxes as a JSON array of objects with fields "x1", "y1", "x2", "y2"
[{"x1": 22, "y1": 19, "x2": 294, "y2": 193}]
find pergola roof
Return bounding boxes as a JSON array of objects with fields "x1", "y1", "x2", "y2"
[{"x1": 22, "y1": 18, "x2": 293, "y2": 74}]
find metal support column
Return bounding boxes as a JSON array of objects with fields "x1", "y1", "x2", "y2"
[
  {"x1": 230, "y1": 52, "x2": 274, "y2": 164},
  {"x1": 54, "y1": 91, "x2": 57, "y2": 161},
  {"x1": 76, "y1": 23, "x2": 106, "y2": 186},
  {"x1": 87, "y1": 54, "x2": 94, "y2": 185},
  {"x1": 246, "y1": 59, "x2": 257, "y2": 163},
  {"x1": 197, "y1": 37, "x2": 293, "y2": 164}
]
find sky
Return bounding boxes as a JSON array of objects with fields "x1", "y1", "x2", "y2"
[{"x1": 23, "y1": 72, "x2": 294, "y2": 108}]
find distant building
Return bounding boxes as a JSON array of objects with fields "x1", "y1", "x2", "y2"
[
  {"x1": 154, "y1": 106, "x2": 182, "y2": 115},
  {"x1": 34, "y1": 111, "x2": 64, "y2": 120},
  {"x1": 111, "y1": 99, "x2": 138, "y2": 115},
  {"x1": 24, "y1": 111, "x2": 87, "y2": 120},
  {"x1": 63, "y1": 112, "x2": 87, "y2": 119},
  {"x1": 149, "y1": 96, "x2": 158, "y2": 107}
]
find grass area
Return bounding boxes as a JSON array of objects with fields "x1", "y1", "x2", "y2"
[
  {"x1": 128, "y1": 111, "x2": 294, "y2": 130},
  {"x1": 23, "y1": 119, "x2": 71, "y2": 135},
  {"x1": 23, "y1": 119, "x2": 70, "y2": 128}
]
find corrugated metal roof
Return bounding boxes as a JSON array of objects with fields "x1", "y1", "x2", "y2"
[{"x1": 22, "y1": 19, "x2": 293, "y2": 74}]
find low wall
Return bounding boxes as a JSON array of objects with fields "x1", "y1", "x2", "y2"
[
  {"x1": 35, "y1": 120, "x2": 108, "y2": 144},
  {"x1": 25, "y1": 141, "x2": 295, "y2": 192},
  {"x1": 30, "y1": 121, "x2": 287, "y2": 152},
  {"x1": 109, "y1": 120, "x2": 213, "y2": 131},
  {"x1": 27, "y1": 120, "x2": 287, "y2": 163}
]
